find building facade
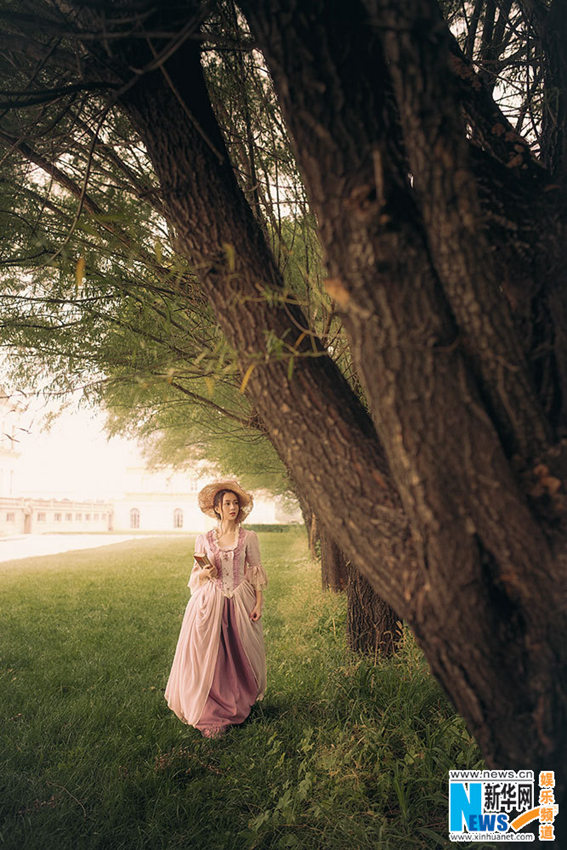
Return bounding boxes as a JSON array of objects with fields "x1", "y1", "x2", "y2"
[
  {"x1": 0, "y1": 497, "x2": 112, "y2": 536},
  {"x1": 111, "y1": 466, "x2": 279, "y2": 532},
  {"x1": 0, "y1": 394, "x2": 299, "y2": 536},
  {"x1": 0, "y1": 393, "x2": 114, "y2": 536}
]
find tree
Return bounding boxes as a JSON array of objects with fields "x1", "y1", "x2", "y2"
[
  {"x1": 0, "y1": 13, "x2": 393, "y2": 655},
  {"x1": 0, "y1": 0, "x2": 565, "y2": 820},
  {"x1": 0, "y1": 69, "x2": 394, "y2": 655},
  {"x1": 345, "y1": 559, "x2": 401, "y2": 659}
]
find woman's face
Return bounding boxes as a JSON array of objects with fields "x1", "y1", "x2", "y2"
[{"x1": 220, "y1": 491, "x2": 239, "y2": 521}]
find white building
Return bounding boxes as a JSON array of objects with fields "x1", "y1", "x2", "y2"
[
  {"x1": 0, "y1": 393, "x2": 112, "y2": 536},
  {"x1": 112, "y1": 466, "x2": 280, "y2": 532},
  {"x1": 0, "y1": 392, "x2": 299, "y2": 536},
  {"x1": 0, "y1": 497, "x2": 112, "y2": 535}
]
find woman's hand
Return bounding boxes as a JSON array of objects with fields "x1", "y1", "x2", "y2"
[
  {"x1": 198, "y1": 564, "x2": 217, "y2": 583},
  {"x1": 249, "y1": 603, "x2": 262, "y2": 622},
  {"x1": 204, "y1": 564, "x2": 217, "y2": 580}
]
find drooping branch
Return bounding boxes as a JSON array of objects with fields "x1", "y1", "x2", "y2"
[
  {"x1": 0, "y1": 129, "x2": 203, "y2": 301},
  {"x1": 0, "y1": 81, "x2": 118, "y2": 109}
]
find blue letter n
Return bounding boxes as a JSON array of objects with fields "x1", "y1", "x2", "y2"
[{"x1": 450, "y1": 783, "x2": 482, "y2": 832}]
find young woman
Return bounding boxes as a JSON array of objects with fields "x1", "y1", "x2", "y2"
[{"x1": 164, "y1": 479, "x2": 267, "y2": 737}]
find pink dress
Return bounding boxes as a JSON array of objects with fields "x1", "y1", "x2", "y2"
[{"x1": 164, "y1": 527, "x2": 268, "y2": 734}]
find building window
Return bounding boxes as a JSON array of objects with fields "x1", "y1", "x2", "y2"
[
  {"x1": 173, "y1": 508, "x2": 183, "y2": 529},
  {"x1": 37, "y1": 512, "x2": 46, "y2": 521},
  {"x1": 85, "y1": 513, "x2": 91, "y2": 521},
  {"x1": 54, "y1": 513, "x2": 62, "y2": 522},
  {"x1": 65, "y1": 513, "x2": 72, "y2": 521},
  {"x1": 130, "y1": 508, "x2": 140, "y2": 529},
  {"x1": 94, "y1": 513, "x2": 99, "y2": 521},
  {"x1": 6, "y1": 512, "x2": 15, "y2": 522},
  {"x1": 76, "y1": 513, "x2": 82, "y2": 521}
]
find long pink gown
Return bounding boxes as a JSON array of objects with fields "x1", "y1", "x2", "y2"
[{"x1": 164, "y1": 527, "x2": 267, "y2": 734}]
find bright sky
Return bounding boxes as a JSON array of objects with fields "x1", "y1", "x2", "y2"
[{"x1": 14, "y1": 399, "x2": 144, "y2": 500}]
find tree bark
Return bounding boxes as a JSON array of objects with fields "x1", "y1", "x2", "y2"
[
  {"x1": 291, "y1": 481, "x2": 318, "y2": 558},
  {"x1": 115, "y1": 33, "x2": 417, "y2": 619},
  {"x1": 319, "y1": 523, "x2": 400, "y2": 657},
  {"x1": 319, "y1": 523, "x2": 346, "y2": 592},
  {"x1": 346, "y1": 560, "x2": 400, "y2": 659},
  {"x1": 239, "y1": 0, "x2": 567, "y2": 811}
]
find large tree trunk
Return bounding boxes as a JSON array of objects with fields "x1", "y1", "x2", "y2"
[
  {"x1": 318, "y1": 524, "x2": 400, "y2": 656},
  {"x1": 239, "y1": 0, "x2": 567, "y2": 813},
  {"x1": 291, "y1": 483, "x2": 318, "y2": 559}
]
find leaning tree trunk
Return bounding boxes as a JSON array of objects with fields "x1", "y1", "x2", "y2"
[
  {"x1": 117, "y1": 29, "x2": 414, "y2": 618},
  {"x1": 346, "y1": 560, "x2": 401, "y2": 659},
  {"x1": 240, "y1": 0, "x2": 567, "y2": 816}
]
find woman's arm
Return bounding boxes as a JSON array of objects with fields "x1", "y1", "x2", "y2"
[
  {"x1": 188, "y1": 533, "x2": 216, "y2": 593},
  {"x1": 250, "y1": 589, "x2": 263, "y2": 621},
  {"x1": 245, "y1": 531, "x2": 267, "y2": 620}
]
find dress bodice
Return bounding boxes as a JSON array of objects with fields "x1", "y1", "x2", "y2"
[{"x1": 189, "y1": 527, "x2": 267, "y2": 598}]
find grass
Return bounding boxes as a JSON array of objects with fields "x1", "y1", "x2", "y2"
[{"x1": 0, "y1": 529, "x2": 498, "y2": 850}]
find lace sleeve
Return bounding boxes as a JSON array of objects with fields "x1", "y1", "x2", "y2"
[{"x1": 244, "y1": 531, "x2": 268, "y2": 590}]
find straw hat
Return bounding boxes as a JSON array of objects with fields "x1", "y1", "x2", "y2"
[{"x1": 198, "y1": 479, "x2": 254, "y2": 523}]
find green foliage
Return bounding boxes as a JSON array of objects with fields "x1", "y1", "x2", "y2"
[{"x1": 0, "y1": 0, "x2": 367, "y2": 499}]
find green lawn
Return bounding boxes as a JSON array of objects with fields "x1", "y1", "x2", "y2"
[{"x1": 0, "y1": 529, "x2": 494, "y2": 849}]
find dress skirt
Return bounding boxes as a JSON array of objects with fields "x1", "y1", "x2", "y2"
[
  {"x1": 164, "y1": 578, "x2": 266, "y2": 732},
  {"x1": 194, "y1": 597, "x2": 258, "y2": 733}
]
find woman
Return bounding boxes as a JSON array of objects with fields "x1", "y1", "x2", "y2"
[{"x1": 164, "y1": 479, "x2": 267, "y2": 737}]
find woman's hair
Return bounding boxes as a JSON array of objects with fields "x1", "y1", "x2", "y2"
[{"x1": 213, "y1": 489, "x2": 240, "y2": 520}]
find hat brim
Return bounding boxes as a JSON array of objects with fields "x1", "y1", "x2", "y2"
[{"x1": 198, "y1": 479, "x2": 254, "y2": 523}]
